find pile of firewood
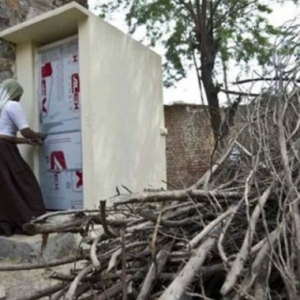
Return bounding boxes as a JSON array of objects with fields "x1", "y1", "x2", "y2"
[{"x1": 3, "y1": 79, "x2": 300, "y2": 299}]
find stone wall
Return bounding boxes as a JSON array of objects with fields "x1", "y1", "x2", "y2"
[
  {"x1": 164, "y1": 103, "x2": 215, "y2": 189},
  {"x1": 0, "y1": 0, "x2": 88, "y2": 81}
]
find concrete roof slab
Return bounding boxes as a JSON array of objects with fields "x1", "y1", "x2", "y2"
[{"x1": 0, "y1": 2, "x2": 89, "y2": 45}]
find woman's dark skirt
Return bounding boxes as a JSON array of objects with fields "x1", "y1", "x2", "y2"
[{"x1": 0, "y1": 140, "x2": 45, "y2": 236}]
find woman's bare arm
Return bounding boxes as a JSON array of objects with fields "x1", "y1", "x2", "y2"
[
  {"x1": 0, "y1": 135, "x2": 32, "y2": 145},
  {"x1": 20, "y1": 128, "x2": 46, "y2": 140},
  {"x1": 14, "y1": 137, "x2": 31, "y2": 144}
]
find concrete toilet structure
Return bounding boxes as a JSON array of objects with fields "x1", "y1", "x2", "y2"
[{"x1": 0, "y1": 2, "x2": 166, "y2": 210}]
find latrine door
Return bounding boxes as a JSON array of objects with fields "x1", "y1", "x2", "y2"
[{"x1": 37, "y1": 36, "x2": 83, "y2": 210}]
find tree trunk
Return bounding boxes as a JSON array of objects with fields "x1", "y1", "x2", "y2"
[
  {"x1": 200, "y1": 37, "x2": 221, "y2": 142},
  {"x1": 0, "y1": 0, "x2": 88, "y2": 81},
  {"x1": 202, "y1": 67, "x2": 221, "y2": 141}
]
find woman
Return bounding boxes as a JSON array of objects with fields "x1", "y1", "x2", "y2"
[{"x1": 0, "y1": 78, "x2": 46, "y2": 237}]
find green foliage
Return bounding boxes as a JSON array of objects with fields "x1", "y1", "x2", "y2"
[{"x1": 95, "y1": 0, "x2": 299, "y2": 88}]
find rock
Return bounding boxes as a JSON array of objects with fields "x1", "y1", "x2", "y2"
[{"x1": 0, "y1": 233, "x2": 77, "y2": 263}]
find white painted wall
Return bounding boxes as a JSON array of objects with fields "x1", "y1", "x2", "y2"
[{"x1": 80, "y1": 15, "x2": 166, "y2": 208}]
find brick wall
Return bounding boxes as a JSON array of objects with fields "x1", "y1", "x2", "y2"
[
  {"x1": 164, "y1": 103, "x2": 249, "y2": 189},
  {"x1": 0, "y1": 0, "x2": 88, "y2": 81},
  {"x1": 164, "y1": 103, "x2": 215, "y2": 189}
]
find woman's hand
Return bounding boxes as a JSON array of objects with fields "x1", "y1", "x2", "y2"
[
  {"x1": 27, "y1": 138, "x2": 43, "y2": 146},
  {"x1": 37, "y1": 132, "x2": 47, "y2": 140},
  {"x1": 21, "y1": 128, "x2": 47, "y2": 141},
  {"x1": 26, "y1": 132, "x2": 47, "y2": 146}
]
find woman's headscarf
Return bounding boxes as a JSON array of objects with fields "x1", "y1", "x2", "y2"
[{"x1": 0, "y1": 79, "x2": 24, "y2": 115}]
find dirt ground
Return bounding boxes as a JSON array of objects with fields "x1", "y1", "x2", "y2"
[{"x1": 0, "y1": 260, "x2": 71, "y2": 300}]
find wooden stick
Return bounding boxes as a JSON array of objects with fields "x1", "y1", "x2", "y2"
[
  {"x1": 107, "y1": 242, "x2": 147, "y2": 273},
  {"x1": 33, "y1": 209, "x2": 100, "y2": 223},
  {"x1": 220, "y1": 88, "x2": 259, "y2": 97},
  {"x1": 114, "y1": 189, "x2": 243, "y2": 206},
  {"x1": 121, "y1": 227, "x2": 127, "y2": 300},
  {"x1": 233, "y1": 226, "x2": 281, "y2": 299},
  {"x1": 232, "y1": 76, "x2": 299, "y2": 85},
  {"x1": 65, "y1": 264, "x2": 93, "y2": 300},
  {"x1": 90, "y1": 235, "x2": 102, "y2": 269},
  {"x1": 16, "y1": 282, "x2": 69, "y2": 300},
  {"x1": 221, "y1": 184, "x2": 273, "y2": 296},
  {"x1": 187, "y1": 203, "x2": 241, "y2": 250},
  {"x1": 0, "y1": 254, "x2": 87, "y2": 271},
  {"x1": 96, "y1": 276, "x2": 133, "y2": 300},
  {"x1": 23, "y1": 218, "x2": 88, "y2": 235},
  {"x1": 137, "y1": 241, "x2": 173, "y2": 300},
  {"x1": 52, "y1": 283, "x2": 71, "y2": 300},
  {"x1": 100, "y1": 200, "x2": 117, "y2": 237},
  {"x1": 158, "y1": 232, "x2": 219, "y2": 300},
  {"x1": 138, "y1": 210, "x2": 203, "y2": 227}
]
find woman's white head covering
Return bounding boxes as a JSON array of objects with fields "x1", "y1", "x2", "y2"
[{"x1": 0, "y1": 79, "x2": 24, "y2": 115}]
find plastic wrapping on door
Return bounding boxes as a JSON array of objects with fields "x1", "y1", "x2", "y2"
[{"x1": 37, "y1": 37, "x2": 83, "y2": 210}]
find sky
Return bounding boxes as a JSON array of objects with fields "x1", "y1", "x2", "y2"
[{"x1": 88, "y1": 0, "x2": 300, "y2": 105}]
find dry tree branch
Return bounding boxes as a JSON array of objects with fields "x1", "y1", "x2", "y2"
[
  {"x1": 0, "y1": 254, "x2": 87, "y2": 271},
  {"x1": 16, "y1": 282, "x2": 69, "y2": 300},
  {"x1": 65, "y1": 264, "x2": 93, "y2": 300},
  {"x1": 121, "y1": 227, "x2": 127, "y2": 300},
  {"x1": 113, "y1": 189, "x2": 244, "y2": 206},
  {"x1": 158, "y1": 231, "x2": 220, "y2": 300},
  {"x1": 100, "y1": 200, "x2": 117, "y2": 238},
  {"x1": 137, "y1": 241, "x2": 173, "y2": 300},
  {"x1": 232, "y1": 77, "x2": 300, "y2": 85},
  {"x1": 90, "y1": 235, "x2": 102, "y2": 269},
  {"x1": 107, "y1": 242, "x2": 147, "y2": 273},
  {"x1": 221, "y1": 184, "x2": 274, "y2": 296},
  {"x1": 233, "y1": 225, "x2": 282, "y2": 299},
  {"x1": 188, "y1": 203, "x2": 242, "y2": 250},
  {"x1": 220, "y1": 88, "x2": 259, "y2": 97}
]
